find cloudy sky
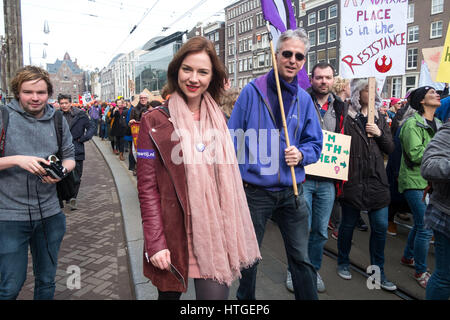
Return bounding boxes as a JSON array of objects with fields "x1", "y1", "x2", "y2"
[{"x1": 1, "y1": 0, "x2": 237, "y2": 70}]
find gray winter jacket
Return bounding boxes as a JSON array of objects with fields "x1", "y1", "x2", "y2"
[
  {"x1": 0, "y1": 100, "x2": 75, "y2": 221},
  {"x1": 421, "y1": 121, "x2": 450, "y2": 214}
]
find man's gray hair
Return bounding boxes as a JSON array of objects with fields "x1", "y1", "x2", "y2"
[{"x1": 276, "y1": 28, "x2": 310, "y2": 55}]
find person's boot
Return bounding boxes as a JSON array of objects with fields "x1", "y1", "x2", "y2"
[{"x1": 119, "y1": 152, "x2": 125, "y2": 161}]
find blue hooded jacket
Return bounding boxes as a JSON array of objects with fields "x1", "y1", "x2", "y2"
[{"x1": 228, "y1": 71, "x2": 323, "y2": 189}]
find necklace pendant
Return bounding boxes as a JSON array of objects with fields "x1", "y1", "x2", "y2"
[{"x1": 196, "y1": 143, "x2": 205, "y2": 152}]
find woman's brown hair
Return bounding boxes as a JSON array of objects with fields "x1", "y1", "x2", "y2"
[{"x1": 166, "y1": 36, "x2": 228, "y2": 103}]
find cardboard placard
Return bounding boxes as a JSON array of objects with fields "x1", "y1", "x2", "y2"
[
  {"x1": 305, "y1": 130, "x2": 351, "y2": 181},
  {"x1": 130, "y1": 122, "x2": 140, "y2": 150},
  {"x1": 436, "y1": 25, "x2": 450, "y2": 83},
  {"x1": 340, "y1": 0, "x2": 407, "y2": 79}
]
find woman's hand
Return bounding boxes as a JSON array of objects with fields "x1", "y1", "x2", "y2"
[{"x1": 150, "y1": 249, "x2": 171, "y2": 271}]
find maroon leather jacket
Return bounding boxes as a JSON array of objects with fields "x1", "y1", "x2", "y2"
[{"x1": 136, "y1": 107, "x2": 190, "y2": 292}]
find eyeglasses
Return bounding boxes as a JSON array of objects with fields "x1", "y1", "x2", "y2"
[{"x1": 281, "y1": 50, "x2": 305, "y2": 61}]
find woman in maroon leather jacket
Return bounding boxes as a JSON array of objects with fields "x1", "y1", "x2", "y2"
[{"x1": 136, "y1": 37, "x2": 260, "y2": 300}]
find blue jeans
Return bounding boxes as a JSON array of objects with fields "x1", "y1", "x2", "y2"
[
  {"x1": 426, "y1": 230, "x2": 450, "y2": 300},
  {"x1": 0, "y1": 213, "x2": 66, "y2": 300},
  {"x1": 338, "y1": 203, "x2": 388, "y2": 277},
  {"x1": 303, "y1": 179, "x2": 335, "y2": 271},
  {"x1": 236, "y1": 183, "x2": 318, "y2": 300},
  {"x1": 403, "y1": 190, "x2": 433, "y2": 274}
]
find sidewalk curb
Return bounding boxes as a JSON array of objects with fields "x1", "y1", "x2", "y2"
[{"x1": 91, "y1": 137, "x2": 157, "y2": 300}]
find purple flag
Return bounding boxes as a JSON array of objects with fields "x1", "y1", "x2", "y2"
[{"x1": 261, "y1": 0, "x2": 310, "y2": 89}]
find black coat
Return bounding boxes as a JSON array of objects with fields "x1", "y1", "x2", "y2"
[
  {"x1": 340, "y1": 110, "x2": 395, "y2": 211},
  {"x1": 69, "y1": 108, "x2": 95, "y2": 161},
  {"x1": 110, "y1": 108, "x2": 129, "y2": 137}
]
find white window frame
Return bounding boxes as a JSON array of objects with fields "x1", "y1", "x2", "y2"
[
  {"x1": 407, "y1": 4, "x2": 414, "y2": 24},
  {"x1": 405, "y1": 75, "x2": 418, "y2": 93},
  {"x1": 318, "y1": 9, "x2": 327, "y2": 22},
  {"x1": 308, "y1": 12, "x2": 316, "y2": 26},
  {"x1": 308, "y1": 30, "x2": 316, "y2": 47},
  {"x1": 329, "y1": 4, "x2": 338, "y2": 19},
  {"x1": 328, "y1": 24, "x2": 337, "y2": 43},
  {"x1": 307, "y1": 51, "x2": 317, "y2": 75},
  {"x1": 431, "y1": 0, "x2": 444, "y2": 15},
  {"x1": 318, "y1": 27, "x2": 326, "y2": 45},
  {"x1": 407, "y1": 25, "x2": 419, "y2": 43},
  {"x1": 430, "y1": 21, "x2": 443, "y2": 39},
  {"x1": 406, "y1": 48, "x2": 418, "y2": 70},
  {"x1": 391, "y1": 77, "x2": 402, "y2": 98}
]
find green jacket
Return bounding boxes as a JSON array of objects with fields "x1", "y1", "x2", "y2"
[{"x1": 398, "y1": 112, "x2": 442, "y2": 193}]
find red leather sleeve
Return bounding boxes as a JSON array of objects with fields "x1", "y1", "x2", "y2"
[{"x1": 136, "y1": 114, "x2": 167, "y2": 258}]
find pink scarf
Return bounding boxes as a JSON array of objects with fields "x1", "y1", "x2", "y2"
[{"x1": 168, "y1": 91, "x2": 261, "y2": 285}]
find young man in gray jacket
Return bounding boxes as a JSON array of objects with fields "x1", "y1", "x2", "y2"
[
  {"x1": 0, "y1": 66, "x2": 75, "y2": 300},
  {"x1": 421, "y1": 121, "x2": 450, "y2": 300}
]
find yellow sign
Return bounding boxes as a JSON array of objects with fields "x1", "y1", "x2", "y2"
[
  {"x1": 436, "y1": 25, "x2": 450, "y2": 83},
  {"x1": 305, "y1": 130, "x2": 352, "y2": 181}
]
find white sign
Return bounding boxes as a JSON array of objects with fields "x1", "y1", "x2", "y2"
[
  {"x1": 340, "y1": 0, "x2": 408, "y2": 79},
  {"x1": 305, "y1": 130, "x2": 351, "y2": 181}
]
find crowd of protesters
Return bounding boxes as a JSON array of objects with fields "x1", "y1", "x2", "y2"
[{"x1": 1, "y1": 28, "x2": 449, "y2": 301}]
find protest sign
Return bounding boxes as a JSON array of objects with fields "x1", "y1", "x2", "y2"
[
  {"x1": 305, "y1": 130, "x2": 352, "y2": 181},
  {"x1": 130, "y1": 122, "x2": 140, "y2": 150},
  {"x1": 436, "y1": 25, "x2": 450, "y2": 83},
  {"x1": 340, "y1": 0, "x2": 408, "y2": 79}
]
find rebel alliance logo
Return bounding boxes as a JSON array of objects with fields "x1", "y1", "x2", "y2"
[{"x1": 375, "y1": 55, "x2": 392, "y2": 73}]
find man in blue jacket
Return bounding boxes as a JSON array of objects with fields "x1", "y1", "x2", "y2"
[
  {"x1": 58, "y1": 94, "x2": 95, "y2": 210},
  {"x1": 228, "y1": 28, "x2": 323, "y2": 300}
]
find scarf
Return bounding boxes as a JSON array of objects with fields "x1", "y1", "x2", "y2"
[
  {"x1": 267, "y1": 69, "x2": 298, "y2": 130},
  {"x1": 168, "y1": 91, "x2": 261, "y2": 286}
]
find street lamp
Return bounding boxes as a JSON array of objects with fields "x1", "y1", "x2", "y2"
[{"x1": 28, "y1": 42, "x2": 48, "y2": 65}]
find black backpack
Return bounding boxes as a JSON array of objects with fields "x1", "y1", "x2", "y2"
[{"x1": 0, "y1": 105, "x2": 79, "y2": 201}]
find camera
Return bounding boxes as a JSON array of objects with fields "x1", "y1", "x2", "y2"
[{"x1": 41, "y1": 155, "x2": 68, "y2": 180}]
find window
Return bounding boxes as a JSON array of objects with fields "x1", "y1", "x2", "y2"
[
  {"x1": 431, "y1": 0, "x2": 444, "y2": 15},
  {"x1": 430, "y1": 21, "x2": 443, "y2": 39},
  {"x1": 317, "y1": 50, "x2": 326, "y2": 63},
  {"x1": 258, "y1": 54, "x2": 265, "y2": 67},
  {"x1": 215, "y1": 44, "x2": 220, "y2": 56},
  {"x1": 406, "y1": 75, "x2": 417, "y2": 93},
  {"x1": 329, "y1": 4, "x2": 338, "y2": 19},
  {"x1": 318, "y1": 9, "x2": 326, "y2": 22},
  {"x1": 318, "y1": 27, "x2": 326, "y2": 44},
  {"x1": 308, "y1": 52, "x2": 317, "y2": 74},
  {"x1": 407, "y1": 48, "x2": 418, "y2": 69},
  {"x1": 328, "y1": 47, "x2": 337, "y2": 70},
  {"x1": 407, "y1": 4, "x2": 414, "y2": 23},
  {"x1": 248, "y1": 57, "x2": 253, "y2": 70},
  {"x1": 392, "y1": 77, "x2": 402, "y2": 98},
  {"x1": 308, "y1": 12, "x2": 316, "y2": 25},
  {"x1": 308, "y1": 30, "x2": 316, "y2": 47},
  {"x1": 408, "y1": 26, "x2": 419, "y2": 43},
  {"x1": 215, "y1": 32, "x2": 219, "y2": 42},
  {"x1": 328, "y1": 24, "x2": 337, "y2": 42}
]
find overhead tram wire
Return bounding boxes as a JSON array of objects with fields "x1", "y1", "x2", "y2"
[{"x1": 107, "y1": 0, "x2": 161, "y2": 63}]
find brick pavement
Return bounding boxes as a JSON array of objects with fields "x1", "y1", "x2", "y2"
[{"x1": 17, "y1": 140, "x2": 133, "y2": 300}]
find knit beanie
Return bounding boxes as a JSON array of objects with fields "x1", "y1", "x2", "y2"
[
  {"x1": 409, "y1": 86, "x2": 434, "y2": 111},
  {"x1": 390, "y1": 97, "x2": 401, "y2": 106}
]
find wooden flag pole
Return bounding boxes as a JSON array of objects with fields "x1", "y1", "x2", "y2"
[
  {"x1": 367, "y1": 77, "x2": 376, "y2": 137},
  {"x1": 266, "y1": 22, "x2": 299, "y2": 207}
]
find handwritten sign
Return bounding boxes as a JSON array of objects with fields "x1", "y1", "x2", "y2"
[
  {"x1": 305, "y1": 130, "x2": 351, "y2": 181},
  {"x1": 436, "y1": 25, "x2": 450, "y2": 83},
  {"x1": 340, "y1": 0, "x2": 408, "y2": 79},
  {"x1": 130, "y1": 122, "x2": 140, "y2": 150}
]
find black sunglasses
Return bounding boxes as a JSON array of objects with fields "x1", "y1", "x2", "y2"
[{"x1": 281, "y1": 50, "x2": 305, "y2": 61}]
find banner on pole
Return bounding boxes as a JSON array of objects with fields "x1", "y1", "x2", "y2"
[
  {"x1": 339, "y1": 0, "x2": 408, "y2": 79},
  {"x1": 305, "y1": 130, "x2": 351, "y2": 181},
  {"x1": 260, "y1": 0, "x2": 310, "y2": 89},
  {"x1": 436, "y1": 25, "x2": 450, "y2": 83},
  {"x1": 130, "y1": 122, "x2": 140, "y2": 150}
]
